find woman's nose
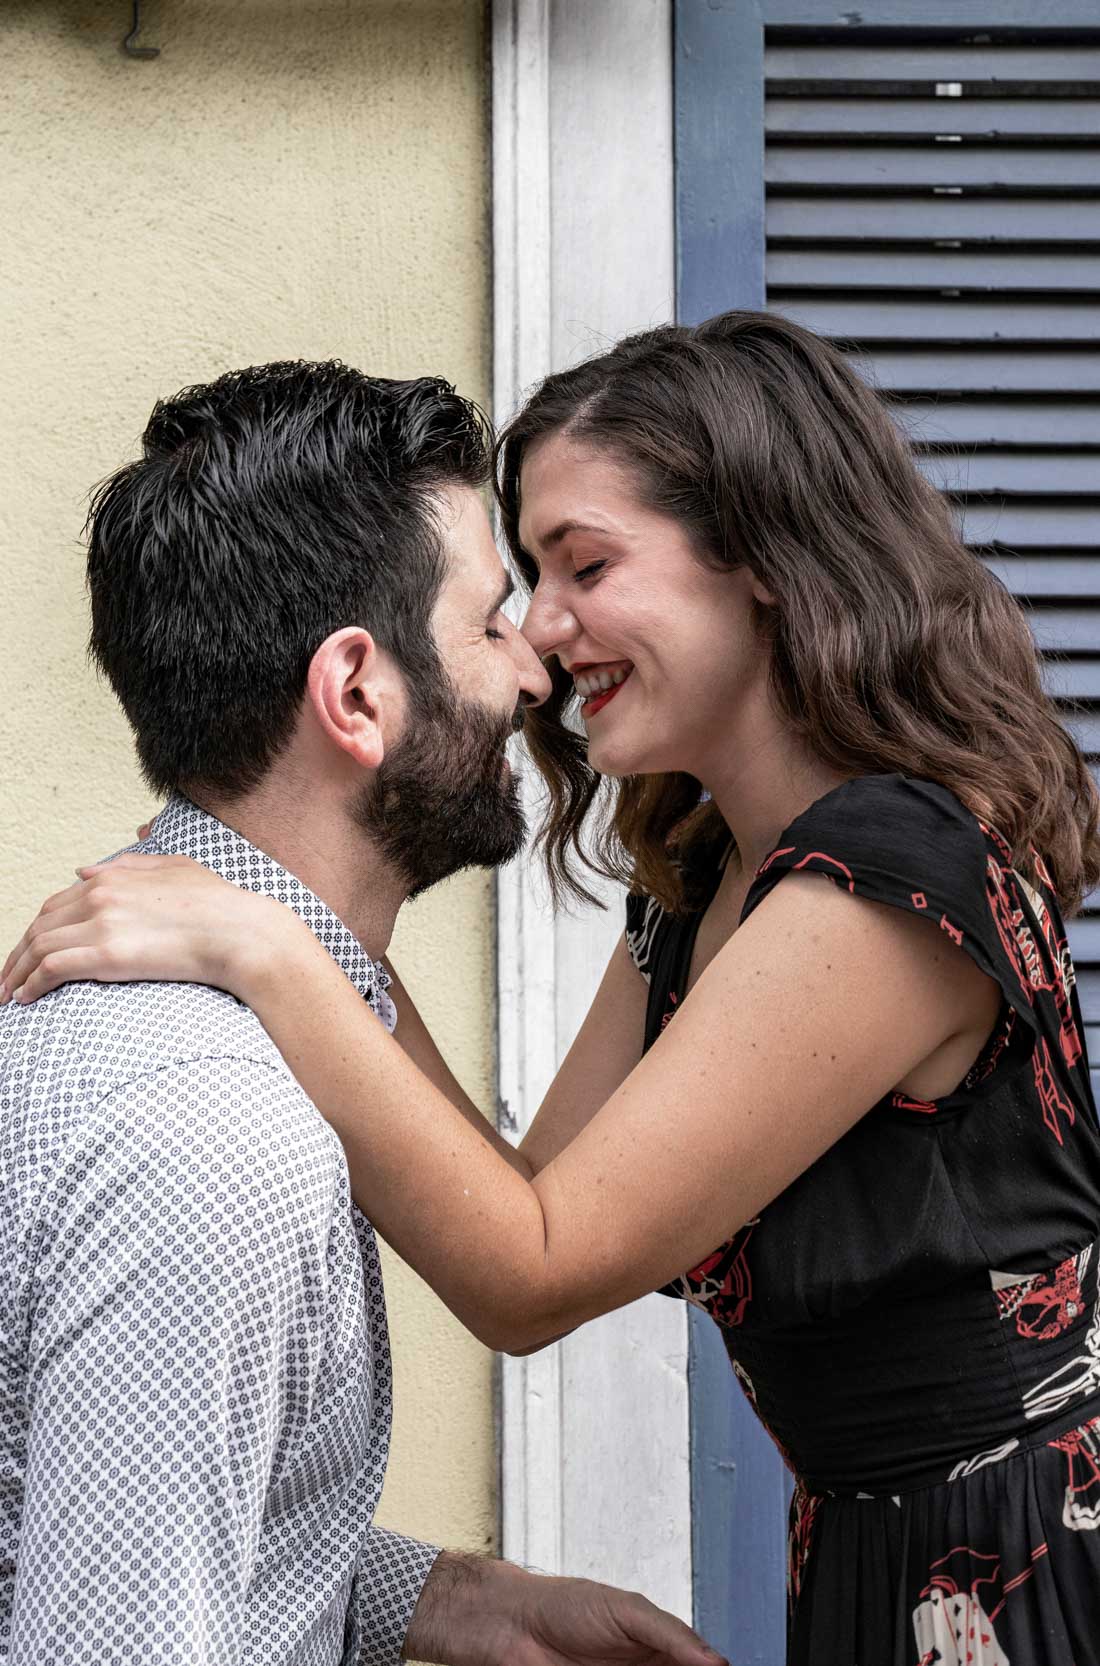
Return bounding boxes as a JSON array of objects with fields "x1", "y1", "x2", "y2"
[
  {"x1": 520, "y1": 588, "x2": 576, "y2": 663},
  {"x1": 515, "y1": 633, "x2": 553, "y2": 707}
]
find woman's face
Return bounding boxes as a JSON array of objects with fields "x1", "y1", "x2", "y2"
[{"x1": 518, "y1": 431, "x2": 774, "y2": 781}]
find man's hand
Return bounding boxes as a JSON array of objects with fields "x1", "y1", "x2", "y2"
[{"x1": 403, "y1": 1553, "x2": 725, "y2": 1666}]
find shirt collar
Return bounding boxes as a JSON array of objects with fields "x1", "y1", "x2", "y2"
[{"x1": 144, "y1": 795, "x2": 396, "y2": 1031}]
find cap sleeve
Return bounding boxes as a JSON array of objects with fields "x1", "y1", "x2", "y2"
[{"x1": 743, "y1": 774, "x2": 1042, "y2": 1098}]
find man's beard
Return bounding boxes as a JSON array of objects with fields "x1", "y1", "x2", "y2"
[{"x1": 354, "y1": 671, "x2": 528, "y2": 899}]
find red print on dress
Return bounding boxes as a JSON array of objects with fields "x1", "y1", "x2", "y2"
[
  {"x1": 891, "y1": 1093, "x2": 940, "y2": 1114},
  {"x1": 981, "y1": 820, "x2": 1016, "y2": 869},
  {"x1": 1012, "y1": 1253, "x2": 1085, "y2": 1341},
  {"x1": 1049, "y1": 1415, "x2": 1100, "y2": 1532},
  {"x1": 756, "y1": 846, "x2": 795, "y2": 877},
  {"x1": 985, "y1": 853, "x2": 1082, "y2": 1071},
  {"x1": 1033, "y1": 1036, "x2": 1076, "y2": 1147},
  {"x1": 787, "y1": 1480, "x2": 821, "y2": 1611},
  {"x1": 913, "y1": 1542, "x2": 1047, "y2": 1665},
  {"x1": 791, "y1": 850, "x2": 855, "y2": 892},
  {"x1": 755, "y1": 847, "x2": 855, "y2": 893},
  {"x1": 1032, "y1": 849, "x2": 1055, "y2": 891},
  {"x1": 1015, "y1": 868, "x2": 1082, "y2": 1070},
  {"x1": 678, "y1": 1221, "x2": 758, "y2": 1329},
  {"x1": 986, "y1": 856, "x2": 1035, "y2": 1002}
]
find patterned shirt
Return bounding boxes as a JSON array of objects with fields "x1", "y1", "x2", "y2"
[{"x1": 0, "y1": 796, "x2": 440, "y2": 1665}]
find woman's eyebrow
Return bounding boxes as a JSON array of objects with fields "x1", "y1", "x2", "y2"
[
  {"x1": 518, "y1": 521, "x2": 615, "y2": 569},
  {"x1": 541, "y1": 518, "x2": 612, "y2": 549}
]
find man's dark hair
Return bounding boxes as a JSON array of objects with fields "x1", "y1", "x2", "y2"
[{"x1": 87, "y1": 360, "x2": 492, "y2": 797}]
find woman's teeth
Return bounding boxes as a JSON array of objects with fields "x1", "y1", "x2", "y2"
[{"x1": 574, "y1": 665, "x2": 632, "y2": 698}]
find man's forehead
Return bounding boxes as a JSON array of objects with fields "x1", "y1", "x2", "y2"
[{"x1": 434, "y1": 483, "x2": 510, "y2": 602}]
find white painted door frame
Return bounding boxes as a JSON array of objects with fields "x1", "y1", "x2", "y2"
[{"x1": 492, "y1": 0, "x2": 691, "y2": 1620}]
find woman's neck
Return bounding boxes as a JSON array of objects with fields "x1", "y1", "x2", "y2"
[{"x1": 701, "y1": 723, "x2": 852, "y2": 877}]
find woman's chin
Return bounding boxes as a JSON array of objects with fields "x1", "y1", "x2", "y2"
[{"x1": 586, "y1": 733, "x2": 663, "y2": 779}]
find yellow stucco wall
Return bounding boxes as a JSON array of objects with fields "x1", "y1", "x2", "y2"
[{"x1": 0, "y1": 0, "x2": 495, "y2": 1557}]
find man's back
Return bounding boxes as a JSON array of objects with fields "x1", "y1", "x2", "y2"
[{"x1": 0, "y1": 801, "x2": 437, "y2": 1665}]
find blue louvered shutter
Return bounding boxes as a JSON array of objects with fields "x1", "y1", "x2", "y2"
[
  {"x1": 761, "y1": 20, "x2": 1100, "y2": 1093},
  {"x1": 676, "y1": 4, "x2": 1100, "y2": 1659}
]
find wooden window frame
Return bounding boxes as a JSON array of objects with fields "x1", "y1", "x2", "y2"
[{"x1": 491, "y1": 0, "x2": 693, "y2": 1621}]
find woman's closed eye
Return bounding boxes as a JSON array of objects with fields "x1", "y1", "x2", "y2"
[{"x1": 573, "y1": 561, "x2": 607, "y2": 583}]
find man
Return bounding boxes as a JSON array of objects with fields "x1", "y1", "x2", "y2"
[{"x1": 0, "y1": 364, "x2": 717, "y2": 1666}]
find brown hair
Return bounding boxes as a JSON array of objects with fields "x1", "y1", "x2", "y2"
[{"x1": 495, "y1": 310, "x2": 1100, "y2": 916}]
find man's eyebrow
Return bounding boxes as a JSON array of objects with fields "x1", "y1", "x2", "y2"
[{"x1": 488, "y1": 573, "x2": 515, "y2": 615}]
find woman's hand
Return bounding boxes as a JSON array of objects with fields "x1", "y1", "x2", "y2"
[{"x1": 0, "y1": 854, "x2": 292, "y2": 1006}]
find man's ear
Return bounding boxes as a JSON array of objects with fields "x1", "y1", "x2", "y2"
[{"x1": 306, "y1": 628, "x2": 389, "y2": 770}]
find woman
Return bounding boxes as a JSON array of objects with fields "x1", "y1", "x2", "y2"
[{"x1": 6, "y1": 311, "x2": 1100, "y2": 1664}]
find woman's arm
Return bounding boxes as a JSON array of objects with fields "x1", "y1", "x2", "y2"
[
  {"x1": 1, "y1": 859, "x2": 648, "y2": 1183},
  {"x1": 388, "y1": 933, "x2": 649, "y2": 1179},
  {"x1": 237, "y1": 870, "x2": 992, "y2": 1351},
  {"x1": 519, "y1": 938, "x2": 649, "y2": 1174},
  {"x1": 390, "y1": 939, "x2": 650, "y2": 1354},
  {"x1": 380, "y1": 957, "x2": 534, "y2": 1180},
  {"x1": 386, "y1": 934, "x2": 648, "y2": 1181},
  {"x1": 2, "y1": 859, "x2": 996, "y2": 1352}
]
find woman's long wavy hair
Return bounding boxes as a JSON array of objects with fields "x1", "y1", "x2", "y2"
[{"x1": 494, "y1": 310, "x2": 1100, "y2": 916}]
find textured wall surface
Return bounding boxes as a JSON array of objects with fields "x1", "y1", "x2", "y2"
[{"x1": 0, "y1": 0, "x2": 494, "y2": 1559}]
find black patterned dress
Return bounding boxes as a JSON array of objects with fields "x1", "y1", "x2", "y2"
[{"x1": 625, "y1": 776, "x2": 1100, "y2": 1666}]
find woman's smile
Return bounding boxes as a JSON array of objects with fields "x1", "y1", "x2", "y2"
[{"x1": 573, "y1": 660, "x2": 634, "y2": 719}]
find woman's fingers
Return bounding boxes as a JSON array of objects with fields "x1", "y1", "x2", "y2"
[
  {"x1": 1, "y1": 913, "x2": 109, "y2": 1004},
  {"x1": 8, "y1": 944, "x2": 119, "y2": 1007},
  {"x1": 2, "y1": 850, "x2": 262, "y2": 1007},
  {"x1": 3, "y1": 898, "x2": 92, "y2": 982},
  {"x1": 77, "y1": 852, "x2": 202, "y2": 879},
  {"x1": 2, "y1": 856, "x2": 195, "y2": 988},
  {"x1": 1, "y1": 873, "x2": 131, "y2": 995},
  {"x1": 2, "y1": 898, "x2": 84, "y2": 989},
  {"x1": 25, "y1": 880, "x2": 87, "y2": 926},
  {"x1": 2, "y1": 935, "x2": 27, "y2": 989}
]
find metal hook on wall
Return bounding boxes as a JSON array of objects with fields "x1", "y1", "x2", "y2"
[{"x1": 122, "y1": 0, "x2": 160, "y2": 59}]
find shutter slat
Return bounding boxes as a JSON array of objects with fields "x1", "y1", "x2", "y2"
[
  {"x1": 863, "y1": 349, "x2": 1100, "y2": 394},
  {"x1": 766, "y1": 144, "x2": 1100, "y2": 188},
  {"x1": 987, "y1": 556, "x2": 1100, "y2": 599},
  {"x1": 775, "y1": 297, "x2": 1100, "y2": 342},
  {"x1": 897, "y1": 400, "x2": 1100, "y2": 448},
  {"x1": 768, "y1": 249, "x2": 1100, "y2": 290},
  {"x1": 961, "y1": 505, "x2": 1100, "y2": 549},
  {"x1": 764, "y1": 45, "x2": 1100, "y2": 81},
  {"x1": 1043, "y1": 659, "x2": 1100, "y2": 699},
  {"x1": 1075, "y1": 971, "x2": 1100, "y2": 1022},
  {"x1": 919, "y1": 453, "x2": 1099, "y2": 494},
  {"x1": 1028, "y1": 608, "x2": 1100, "y2": 652},
  {"x1": 1069, "y1": 920, "x2": 1100, "y2": 961},
  {"x1": 766, "y1": 97, "x2": 1100, "y2": 139},
  {"x1": 768, "y1": 196, "x2": 1100, "y2": 241},
  {"x1": 1062, "y1": 714, "x2": 1100, "y2": 752}
]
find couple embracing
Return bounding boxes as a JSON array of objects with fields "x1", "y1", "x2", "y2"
[{"x1": 3, "y1": 311, "x2": 1100, "y2": 1666}]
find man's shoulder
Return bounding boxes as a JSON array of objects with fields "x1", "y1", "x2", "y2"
[
  {"x1": 0, "y1": 971, "x2": 286, "y2": 1090},
  {"x1": 0, "y1": 976, "x2": 331, "y2": 1214}
]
